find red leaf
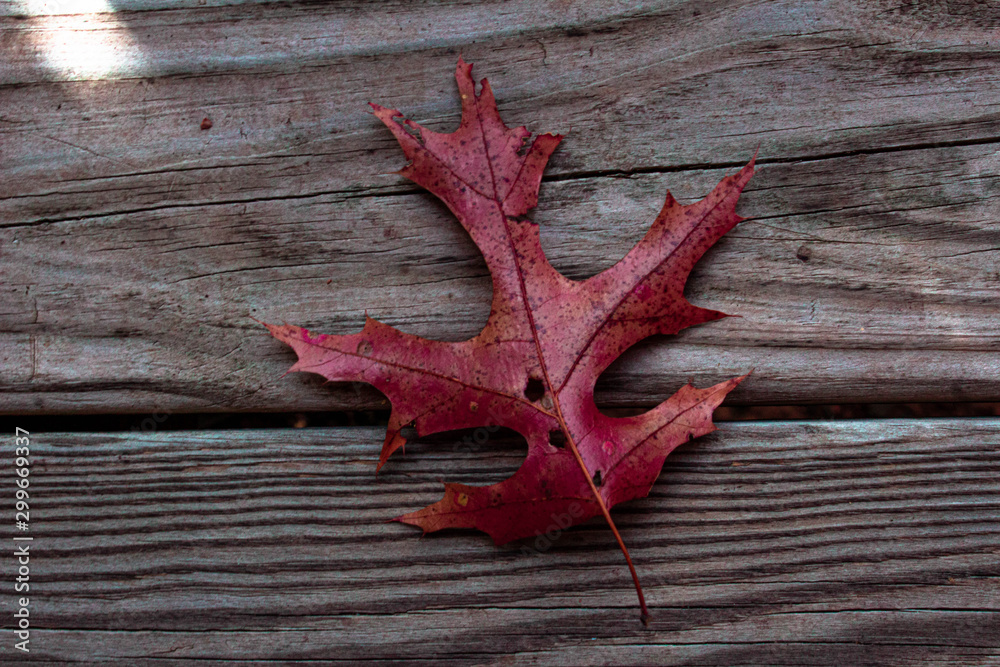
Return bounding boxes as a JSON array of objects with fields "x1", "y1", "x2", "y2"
[{"x1": 266, "y1": 59, "x2": 754, "y2": 622}]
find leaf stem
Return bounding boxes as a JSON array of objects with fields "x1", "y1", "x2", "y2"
[{"x1": 558, "y1": 415, "x2": 650, "y2": 626}]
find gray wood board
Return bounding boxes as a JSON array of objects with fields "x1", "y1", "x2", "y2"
[
  {"x1": 5, "y1": 419, "x2": 999, "y2": 664},
  {"x1": 2, "y1": 1, "x2": 1000, "y2": 413}
]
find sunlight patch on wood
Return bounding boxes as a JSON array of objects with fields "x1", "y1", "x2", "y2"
[{"x1": 14, "y1": 0, "x2": 140, "y2": 80}]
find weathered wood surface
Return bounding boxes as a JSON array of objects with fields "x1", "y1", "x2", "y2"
[
  {"x1": 4, "y1": 419, "x2": 997, "y2": 664},
  {"x1": 3, "y1": 1, "x2": 1000, "y2": 413}
]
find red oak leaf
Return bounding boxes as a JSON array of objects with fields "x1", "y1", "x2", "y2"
[{"x1": 266, "y1": 59, "x2": 753, "y2": 622}]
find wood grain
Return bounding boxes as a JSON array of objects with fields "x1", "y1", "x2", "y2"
[
  {"x1": 5, "y1": 419, "x2": 998, "y2": 664},
  {"x1": 3, "y1": 4, "x2": 998, "y2": 664},
  {"x1": 3, "y1": 1, "x2": 1000, "y2": 413}
]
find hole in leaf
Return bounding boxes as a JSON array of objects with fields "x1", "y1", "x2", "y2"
[
  {"x1": 525, "y1": 377, "x2": 545, "y2": 402},
  {"x1": 592, "y1": 470, "x2": 603, "y2": 487},
  {"x1": 548, "y1": 430, "x2": 566, "y2": 449}
]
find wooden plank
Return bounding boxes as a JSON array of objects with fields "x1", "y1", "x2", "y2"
[
  {"x1": 4, "y1": 1, "x2": 1000, "y2": 191},
  {"x1": 4, "y1": 145, "x2": 1000, "y2": 413},
  {"x1": 3, "y1": 1, "x2": 1000, "y2": 413},
  {"x1": 8, "y1": 419, "x2": 999, "y2": 663}
]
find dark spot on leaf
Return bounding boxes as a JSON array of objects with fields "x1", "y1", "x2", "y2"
[
  {"x1": 592, "y1": 470, "x2": 602, "y2": 487},
  {"x1": 548, "y1": 430, "x2": 566, "y2": 449},
  {"x1": 356, "y1": 340, "x2": 373, "y2": 356},
  {"x1": 525, "y1": 377, "x2": 545, "y2": 401}
]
